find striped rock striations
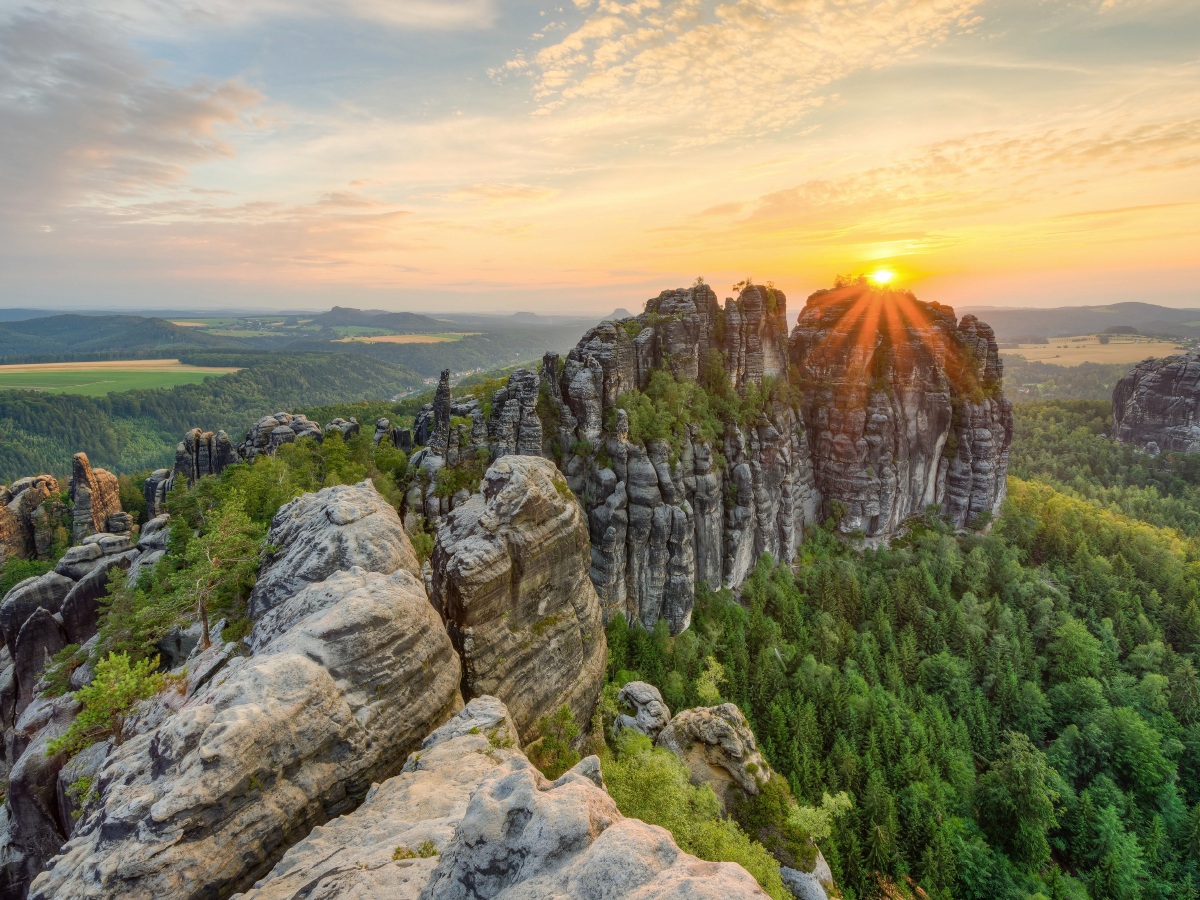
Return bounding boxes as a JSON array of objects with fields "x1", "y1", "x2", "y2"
[
  {"x1": 470, "y1": 280, "x2": 1010, "y2": 633},
  {"x1": 1112, "y1": 355, "x2": 1200, "y2": 454}
]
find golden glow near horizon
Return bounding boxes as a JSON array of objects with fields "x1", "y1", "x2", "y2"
[
  {"x1": 870, "y1": 270, "x2": 896, "y2": 286},
  {"x1": 1, "y1": 0, "x2": 1197, "y2": 311}
]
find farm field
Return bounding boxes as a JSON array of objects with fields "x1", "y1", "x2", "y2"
[
  {"x1": 0, "y1": 360, "x2": 242, "y2": 396},
  {"x1": 333, "y1": 333, "x2": 472, "y2": 344},
  {"x1": 1000, "y1": 335, "x2": 1189, "y2": 366}
]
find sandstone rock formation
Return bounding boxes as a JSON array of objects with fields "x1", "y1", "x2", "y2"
[
  {"x1": 616, "y1": 681, "x2": 671, "y2": 741},
  {"x1": 248, "y1": 480, "x2": 421, "y2": 619},
  {"x1": 1112, "y1": 355, "x2": 1200, "y2": 453},
  {"x1": 172, "y1": 428, "x2": 237, "y2": 487},
  {"x1": 67, "y1": 454, "x2": 121, "y2": 542},
  {"x1": 450, "y1": 280, "x2": 1010, "y2": 632},
  {"x1": 790, "y1": 282, "x2": 1011, "y2": 536},
  {"x1": 430, "y1": 456, "x2": 606, "y2": 744},
  {"x1": 28, "y1": 565, "x2": 463, "y2": 900},
  {"x1": 235, "y1": 696, "x2": 522, "y2": 900},
  {"x1": 0, "y1": 476, "x2": 60, "y2": 566},
  {"x1": 324, "y1": 417, "x2": 361, "y2": 440},
  {"x1": 237, "y1": 696, "x2": 769, "y2": 900},
  {"x1": 656, "y1": 703, "x2": 771, "y2": 809},
  {"x1": 240, "y1": 413, "x2": 323, "y2": 460}
]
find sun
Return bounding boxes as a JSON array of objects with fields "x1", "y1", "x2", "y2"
[{"x1": 869, "y1": 269, "x2": 895, "y2": 285}]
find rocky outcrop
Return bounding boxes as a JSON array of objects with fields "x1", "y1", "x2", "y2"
[
  {"x1": 172, "y1": 428, "x2": 237, "y2": 487},
  {"x1": 790, "y1": 282, "x2": 1011, "y2": 536},
  {"x1": 236, "y1": 696, "x2": 769, "y2": 900},
  {"x1": 615, "y1": 681, "x2": 671, "y2": 740},
  {"x1": 67, "y1": 454, "x2": 121, "y2": 543},
  {"x1": 324, "y1": 417, "x2": 360, "y2": 440},
  {"x1": 1112, "y1": 355, "x2": 1200, "y2": 453},
  {"x1": 248, "y1": 480, "x2": 421, "y2": 620},
  {"x1": 449, "y1": 281, "x2": 1009, "y2": 633},
  {"x1": 430, "y1": 456, "x2": 606, "y2": 744},
  {"x1": 240, "y1": 413, "x2": 323, "y2": 461},
  {"x1": 0, "y1": 476, "x2": 60, "y2": 567},
  {"x1": 428, "y1": 370, "x2": 452, "y2": 456},
  {"x1": 656, "y1": 703, "x2": 771, "y2": 810},
  {"x1": 28, "y1": 563, "x2": 463, "y2": 900}
]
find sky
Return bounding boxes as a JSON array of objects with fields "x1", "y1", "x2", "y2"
[{"x1": 1, "y1": 0, "x2": 1198, "y2": 315}]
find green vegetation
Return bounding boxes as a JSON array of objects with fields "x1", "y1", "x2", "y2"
[
  {"x1": 47, "y1": 652, "x2": 165, "y2": 757},
  {"x1": 526, "y1": 703, "x2": 581, "y2": 780},
  {"x1": 602, "y1": 729, "x2": 789, "y2": 900},
  {"x1": 602, "y1": 475, "x2": 1200, "y2": 899},
  {"x1": 1002, "y1": 356, "x2": 1130, "y2": 401},
  {"x1": 610, "y1": 352, "x2": 791, "y2": 464},
  {"x1": 1011, "y1": 400, "x2": 1200, "y2": 536},
  {"x1": 0, "y1": 365, "x2": 242, "y2": 397},
  {"x1": 0, "y1": 353, "x2": 423, "y2": 481}
]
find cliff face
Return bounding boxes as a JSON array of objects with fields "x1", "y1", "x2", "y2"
[
  {"x1": 790, "y1": 283, "x2": 1012, "y2": 537},
  {"x1": 1112, "y1": 356, "x2": 1200, "y2": 454},
  {"x1": 471, "y1": 281, "x2": 1010, "y2": 633}
]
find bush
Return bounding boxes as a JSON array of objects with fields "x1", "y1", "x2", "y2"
[
  {"x1": 47, "y1": 652, "x2": 165, "y2": 758},
  {"x1": 527, "y1": 703, "x2": 580, "y2": 780},
  {"x1": 603, "y1": 730, "x2": 788, "y2": 900}
]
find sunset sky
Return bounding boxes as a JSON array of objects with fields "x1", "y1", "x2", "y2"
[{"x1": 1, "y1": 0, "x2": 1198, "y2": 314}]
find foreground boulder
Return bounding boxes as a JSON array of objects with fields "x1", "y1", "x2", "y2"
[
  {"x1": 248, "y1": 479, "x2": 421, "y2": 619},
  {"x1": 657, "y1": 704, "x2": 771, "y2": 810},
  {"x1": 431, "y1": 456, "x2": 606, "y2": 744},
  {"x1": 29, "y1": 564, "x2": 463, "y2": 900},
  {"x1": 238, "y1": 696, "x2": 769, "y2": 900},
  {"x1": 616, "y1": 681, "x2": 671, "y2": 741}
]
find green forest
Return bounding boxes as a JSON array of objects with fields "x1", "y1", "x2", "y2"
[
  {"x1": 0, "y1": 353, "x2": 422, "y2": 481},
  {"x1": 600, "y1": 400, "x2": 1200, "y2": 900}
]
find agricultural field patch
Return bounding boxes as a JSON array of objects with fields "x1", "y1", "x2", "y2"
[
  {"x1": 1000, "y1": 335, "x2": 1190, "y2": 366},
  {"x1": 0, "y1": 360, "x2": 242, "y2": 396}
]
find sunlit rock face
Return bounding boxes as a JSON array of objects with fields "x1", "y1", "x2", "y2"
[
  {"x1": 789, "y1": 282, "x2": 1012, "y2": 537},
  {"x1": 467, "y1": 280, "x2": 1010, "y2": 633},
  {"x1": 1111, "y1": 355, "x2": 1200, "y2": 454}
]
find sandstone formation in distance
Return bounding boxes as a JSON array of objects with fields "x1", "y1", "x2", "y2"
[{"x1": 1112, "y1": 355, "x2": 1200, "y2": 454}]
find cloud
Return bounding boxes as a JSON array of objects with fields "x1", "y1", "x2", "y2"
[
  {"x1": 438, "y1": 182, "x2": 561, "y2": 204},
  {"x1": 502, "y1": 0, "x2": 987, "y2": 144},
  {"x1": 0, "y1": 12, "x2": 262, "y2": 226},
  {"x1": 18, "y1": 0, "x2": 499, "y2": 34}
]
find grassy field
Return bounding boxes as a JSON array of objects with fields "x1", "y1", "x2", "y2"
[
  {"x1": 333, "y1": 333, "x2": 471, "y2": 344},
  {"x1": 1000, "y1": 335, "x2": 1190, "y2": 366},
  {"x1": 0, "y1": 360, "x2": 242, "y2": 396}
]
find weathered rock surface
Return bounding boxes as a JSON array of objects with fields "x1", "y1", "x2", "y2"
[
  {"x1": 1112, "y1": 355, "x2": 1200, "y2": 453},
  {"x1": 236, "y1": 696, "x2": 768, "y2": 900},
  {"x1": 0, "y1": 476, "x2": 59, "y2": 567},
  {"x1": 248, "y1": 480, "x2": 421, "y2": 619},
  {"x1": 234, "y1": 696, "x2": 522, "y2": 900},
  {"x1": 657, "y1": 703, "x2": 771, "y2": 808},
  {"x1": 60, "y1": 549, "x2": 138, "y2": 646},
  {"x1": 780, "y1": 853, "x2": 834, "y2": 900},
  {"x1": 422, "y1": 750, "x2": 768, "y2": 900},
  {"x1": 240, "y1": 413, "x2": 323, "y2": 461},
  {"x1": 430, "y1": 456, "x2": 606, "y2": 744},
  {"x1": 790, "y1": 282, "x2": 1011, "y2": 535},
  {"x1": 615, "y1": 681, "x2": 671, "y2": 741},
  {"x1": 67, "y1": 453, "x2": 121, "y2": 542},
  {"x1": 29, "y1": 565, "x2": 463, "y2": 900},
  {"x1": 173, "y1": 428, "x2": 237, "y2": 487},
  {"x1": 0, "y1": 573, "x2": 73, "y2": 652}
]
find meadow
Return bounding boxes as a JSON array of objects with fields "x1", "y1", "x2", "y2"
[
  {"x1": 333, "y1": 332, "x2": 470, "y2": 344},
  {"x1": 0, "y1": 360, "x2": 242, "y2": 396},
  {"x1": 1000, "y1": 334, "x2": 1188, "y2": 366}
]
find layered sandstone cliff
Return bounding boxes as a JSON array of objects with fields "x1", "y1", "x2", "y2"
[
  {"x1": 1112, "y1": 355, "x2": 1200, "y2": 454},
  {"x1": 457, "y1": 281, "x2": 1010, "y2": 633}
]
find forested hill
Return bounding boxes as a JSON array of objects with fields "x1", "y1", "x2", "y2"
[
  {"x1": 0, "y1": 314, "x2": 248, "y2": 360},
  {"x1": 0, "y1": 352, "x2": 422, "y2": 479}
]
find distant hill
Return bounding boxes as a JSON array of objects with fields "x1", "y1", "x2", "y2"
[
  {"x1": 311, "y1": 307, "x2": 449, "y2": 332},
  {"x1": 610, "y1": 308, "x2": 633, "y2": 319},
  {"x1": 960, "y1": 302, "x2": 1200, "y2": 340},
  {"x1": 0, "y1": 309, "x2": 48, "y2": 322},
  {"x1": 0, "y1": 314, "x2": 245, "y2": 359}
]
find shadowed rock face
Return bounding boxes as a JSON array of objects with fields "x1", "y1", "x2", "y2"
[
  {"x1": 430, "y1": 456, "x2": 606, "y2": 745},
  {"x1": 790, "y1": 283, "x2": 1012, "y2": 536},
  {"x1": 28, "y1": 566, "x2": 463, "y2": 900},
  {"x1": 1112, "y1": 356, "x2": 1200, "y2": 453}
]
